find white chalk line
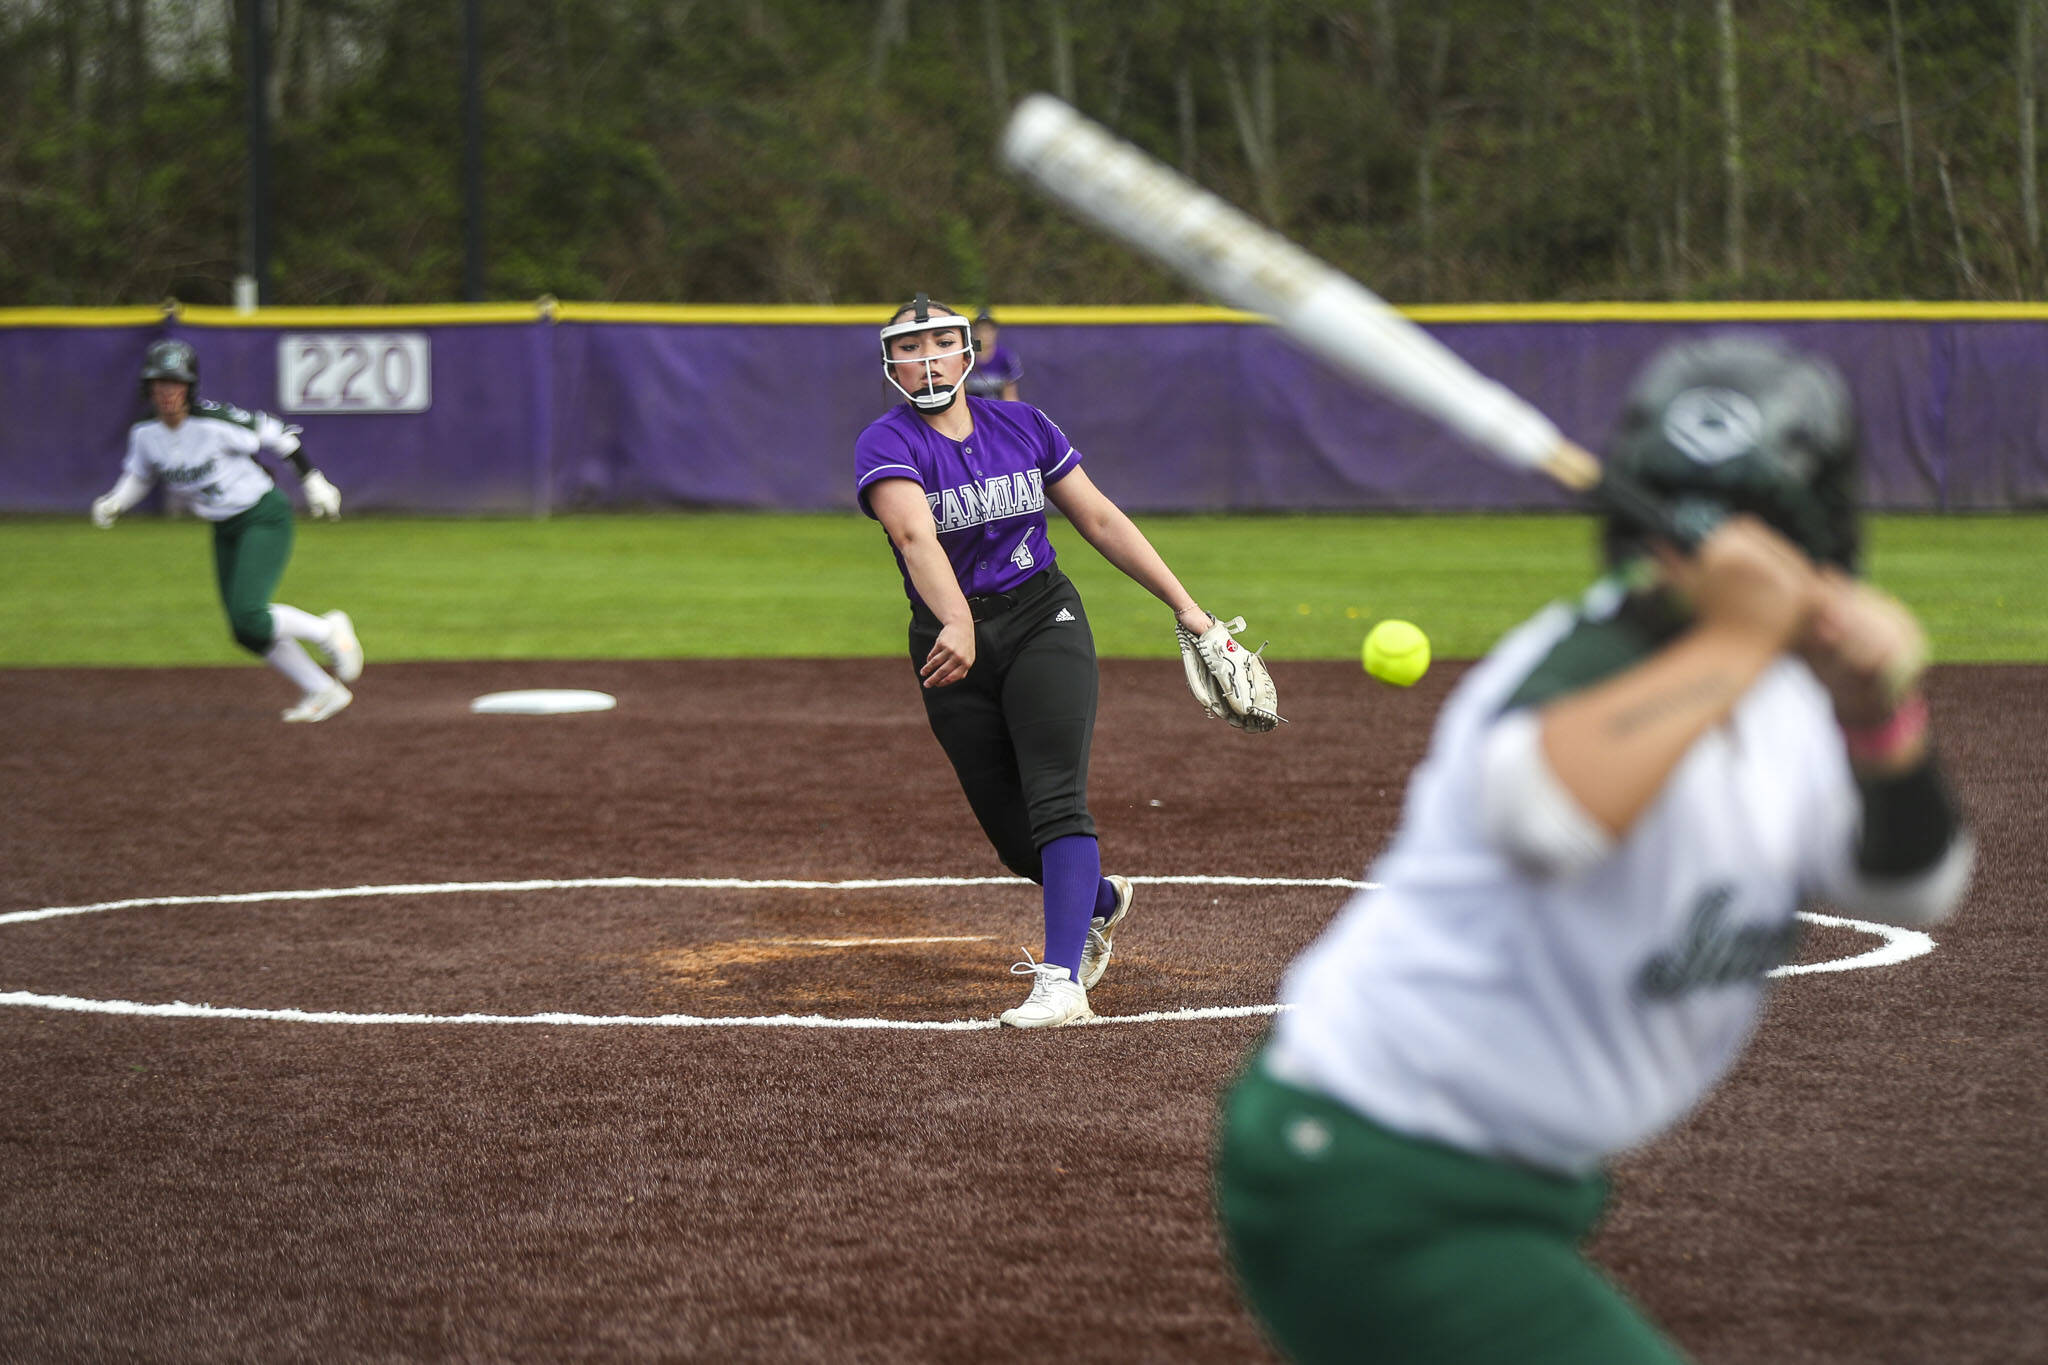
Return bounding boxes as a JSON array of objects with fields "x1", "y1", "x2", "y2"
[
  {"x1": 0, "y1": 993, "x2": 1285, "y2": 1032},
  {"x1": 0, "y1": 876, "x2": 1932, "y2": 1029},
  {"x1": 0, "y1": 875, "x2": 1364, "y2": 927},
  {"x1": 1777, "y1": 911, "x2": 1932, "y2": 974}
]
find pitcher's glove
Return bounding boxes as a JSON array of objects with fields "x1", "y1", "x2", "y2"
[{"x1": 1178, "y1": 614, "x2": 1282, "y2": 732}]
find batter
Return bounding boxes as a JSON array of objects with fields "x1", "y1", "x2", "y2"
[{"x1": 1213, "y1": 336, "x2": 1975, "y2": 1362}]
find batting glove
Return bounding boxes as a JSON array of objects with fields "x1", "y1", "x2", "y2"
[
  {"x1": 89, "y1": 495, "x2": 121, "y2": 529},
  {"x1": 302, "y1": 470, "x2": 342, "y2": 520}
]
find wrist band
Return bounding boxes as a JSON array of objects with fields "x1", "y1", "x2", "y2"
[{"x1": 1841, "y1": 692, "x2": 1929, "y2": 765}]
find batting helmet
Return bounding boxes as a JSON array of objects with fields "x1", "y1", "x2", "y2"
[
  {"x1": 1602, "y1": 334, "x2": 1861, "y2": 571},
  {"x1": 140, "y1": 339, "x2": 199, "y2": 388}
]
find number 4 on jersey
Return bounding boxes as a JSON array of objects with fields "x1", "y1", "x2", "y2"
[{"x1": 1010, "y1": 534, "x2": 1035, "y2": 571}]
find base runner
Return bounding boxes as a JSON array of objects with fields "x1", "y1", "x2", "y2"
[
  {"x1": 90, "y1": 339, "x2": 363, "y2": 722},
  {"x1": 1214, "y1": 336, "x2": 1975, "y2": 1363},
  {"x1": 855, "y1": 295, "x2": 1276, "y2": 1028}
]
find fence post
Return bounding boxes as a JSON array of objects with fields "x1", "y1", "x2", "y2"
[{"x1": 530, "y1": 296, "x2": 557, "y2": 519}]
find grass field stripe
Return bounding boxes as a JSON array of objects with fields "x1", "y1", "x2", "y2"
[{"x1": 0, "y1": 874, "x2": 1372, "y2": 926}]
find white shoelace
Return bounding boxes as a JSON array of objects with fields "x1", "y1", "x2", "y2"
[{"x1": 1008, "y1": 951, "x2": 1071, "y2": 992}]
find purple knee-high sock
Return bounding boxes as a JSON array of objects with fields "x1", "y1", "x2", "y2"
[
  {"x1": 1038, "y1": 834, "x2": 1101, "y2": 979},
  {"x1": 1094, "y1": 876, "x2": 1119, "y2": 917}
]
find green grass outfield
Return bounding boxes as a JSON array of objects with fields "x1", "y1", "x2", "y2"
[{"x1": 3, "y1": 511, "x2": 2042, "y2": 666}]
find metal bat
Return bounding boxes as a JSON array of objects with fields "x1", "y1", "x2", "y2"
[{"x1": 998, "y1": 93, "x2": 1686, "y2": 541}]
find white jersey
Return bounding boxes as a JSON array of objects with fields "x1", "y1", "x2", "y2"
[
  {"x1": 121, "y1": 400, "x2": 301, "y2": 522},
  {"x1": 1269, "y1": 586, "x2": 1971, "y2": 1177}
]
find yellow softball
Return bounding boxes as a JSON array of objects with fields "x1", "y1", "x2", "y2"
[{"x1": 1363, "y1": 619, "x2": 1431, "y2": 687}]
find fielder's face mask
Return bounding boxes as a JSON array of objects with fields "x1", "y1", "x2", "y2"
[{"x1": 880, "y1": 294, "x2": 976, "y2": 412}]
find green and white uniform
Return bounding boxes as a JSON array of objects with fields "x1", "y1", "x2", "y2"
[
  {"x1": 102, "y1": 395, "x2": 358, "y2": 717},
  {"x1": 122, "y1": 399, "x2": 300, "y2": 524},
  {"x1": 121, "y1": 399, "x2": 308, "y2": 655},
  {"x1": 1216, "y1": 578, "x2": 1974, "y2": 1364}
]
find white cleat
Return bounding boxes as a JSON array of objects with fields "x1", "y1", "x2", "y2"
[
  {"x1": 282, "y1": 681, "x2": 352, "y2": 723},
  {"x1": 1080, "y1": 874, "x2": 1136, "y2": 990},
  {"x1": 322, "y1": 610, "x2": 364, "y2": 683},
  {"x1": 1000, "y1": 956, "x2": 1094, "y2": 1029}
]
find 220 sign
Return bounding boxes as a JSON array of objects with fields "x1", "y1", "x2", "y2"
[{"x1": 278, "y1": 333, "x2": 432, "y2": 413}]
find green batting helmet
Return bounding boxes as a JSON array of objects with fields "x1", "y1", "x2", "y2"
[
  {"x1": 1602, "y1": 334, "x2": 1861, "y2": 571},
  {"x1": 140, "y1": 338, "x2": 199, "y2": 388}
]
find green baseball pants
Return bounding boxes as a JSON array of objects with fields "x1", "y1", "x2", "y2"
[
  {"x1": 212, "y1": 488, "x2": 294, "y2": 655},
  {"x1": 1214, "y1": 1050, "x2": 1689, "y2": 1365}
]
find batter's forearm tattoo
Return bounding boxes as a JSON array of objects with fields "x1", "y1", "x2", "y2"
[{"x1": 1605, "y1": 674, "x2": 1739, "y2": 738}]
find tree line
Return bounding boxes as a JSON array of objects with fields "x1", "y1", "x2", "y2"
[{"x1": 4, "y1": 0, "x2": 2045, "y2": 307}]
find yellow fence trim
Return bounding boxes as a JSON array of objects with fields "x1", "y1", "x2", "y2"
[
  {"x1": 177, "y1": 303, "x2": 546, "y2": 327},
  {"x1": 553, "y1": 300, "x2": 2048, "y2": 324},
  {"x1": 1401, "y1": 300, "x2": 2048, "y2": 322},
  {"x1": 10, "y1": 300, "x2": 2048, "y2": 329},
  {"x1": 0, "y1": 307, "x2": 167, "y2": 327},
  {"x1": 553, "y1": 303, "x2": 874, "y2": 323},
  {"x1": 959, "y1": 305, "x2": 1256, "y2": 324},
  {"x1": 550, "y1": 302, "x2": 1243, "y2": 324}
]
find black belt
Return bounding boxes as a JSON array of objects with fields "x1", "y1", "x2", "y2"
[{"x1": 966, "y1": 570, "x2": 1050, "y2": 622}]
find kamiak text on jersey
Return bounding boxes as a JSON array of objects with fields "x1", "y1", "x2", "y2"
[{"x1": 928, "y1": 470, "x2": 1045, "y2": 534}]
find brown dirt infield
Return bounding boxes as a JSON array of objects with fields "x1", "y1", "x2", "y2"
[{"x1": 1, "y1": 658, "x2": 2042, "y2": 1364}]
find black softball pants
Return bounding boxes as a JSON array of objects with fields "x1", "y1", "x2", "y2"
[{"x1": 909, "y1": 567, "x2": 1098, "y2": 885}]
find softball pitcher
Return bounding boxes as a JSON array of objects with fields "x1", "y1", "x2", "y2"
[
  {"x1": 855, "y1": 295, "x2": 1274, "y2": 1029},
  {"x1": 1214, "y1": 336, "x2": 1975, "y2": 1363},
  {"x1": 90, "y1": 339, "x2": 363, "y2": 722}
]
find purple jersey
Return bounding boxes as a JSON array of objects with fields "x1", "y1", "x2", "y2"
[
  {"x1": 964, "y1": 344, "x2": 1024, "y2": 399},
  {"x1": 854, "y1": 396, "x2": 1081, "y2": 603}
]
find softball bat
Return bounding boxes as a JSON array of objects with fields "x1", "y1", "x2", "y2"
[{"x1": 998, "y1": 94, "x2": 1689, "y2": 543}]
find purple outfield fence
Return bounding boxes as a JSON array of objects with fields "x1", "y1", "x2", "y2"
[{"x1": 6, "y1": 305, "x2": 2047, "y2": 516}]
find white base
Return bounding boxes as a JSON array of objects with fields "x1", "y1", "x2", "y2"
[{"x1": 469, "y1": 689, "x2": 617, "y2": 716}]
